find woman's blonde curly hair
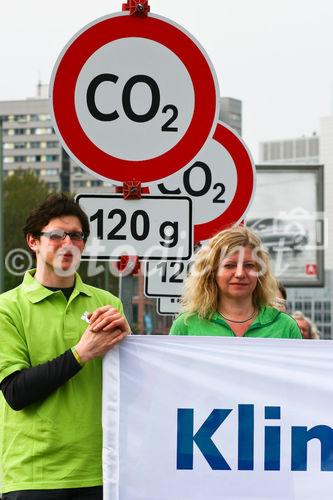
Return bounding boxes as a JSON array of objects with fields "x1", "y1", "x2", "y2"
[{"x1": 180, "y1": 225, "x2": 278, "y2": 320}]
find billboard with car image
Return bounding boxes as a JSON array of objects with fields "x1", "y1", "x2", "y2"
[{"x1": 245, "y1": 165, "x2": 324, "y2": 286}]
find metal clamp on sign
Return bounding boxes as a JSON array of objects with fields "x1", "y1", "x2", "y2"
[{"x1": 122, "y1": 0, "x2": 150, "y2": 16}]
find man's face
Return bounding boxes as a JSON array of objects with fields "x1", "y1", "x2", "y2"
[
  {"x1": 27, "y1": 215, "x2": 85, "y2": 276},
  {"x1": 296, "y1": 318, "x2": 311, "y2": 339}
]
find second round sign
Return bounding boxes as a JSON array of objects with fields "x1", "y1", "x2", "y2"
[
  {"x1": 51, "y1": 12, "x2": 220, "y2": 184},
  {"x1": 148, "y1": 121, "x2": 256, "y2": 242}
]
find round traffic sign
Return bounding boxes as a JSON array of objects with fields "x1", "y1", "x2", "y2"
[
  {"x1": 147, "y1": 121, "x2": 256, "y2": 242},
  {"x1": 50, "y1": 12, "x2": 220, "y2": 184}
]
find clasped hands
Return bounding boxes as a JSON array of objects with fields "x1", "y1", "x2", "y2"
[{"x1": 75, "y1": 306, "x2": 131, "y2": 363}]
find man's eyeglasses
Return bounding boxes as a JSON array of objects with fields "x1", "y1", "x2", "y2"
[{"x1": 39, "y1": 230, "x2": 86, "y2": 242}]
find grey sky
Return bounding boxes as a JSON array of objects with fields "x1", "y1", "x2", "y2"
[{"x1": 1, "y1": 0, "x2": 332, "y2": 160}]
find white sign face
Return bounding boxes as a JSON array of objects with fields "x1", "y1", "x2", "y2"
[
  {"x1": 76, "y1": 194, "x2": 193, "y2": 260},
  {"x1": 147, "y1": 121, "x2": 255, "y2": 242},
  {"x1": 51, "y1": 12, "x2": 220, "y2": 184},
  {"x1": 145, "y1": 260, "x2": 192, "y2": 297},
  {"x1": 157, "y1": 296, "x2": 181, "y2": 315},
  {"x1": 75, "y1": 37, "x2": 194, "y2": 161}
]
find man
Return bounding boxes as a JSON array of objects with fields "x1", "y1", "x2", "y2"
[{"x1": 0, "y1": 193, "x2": 130, "y2": 499}]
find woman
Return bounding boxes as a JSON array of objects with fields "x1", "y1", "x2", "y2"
[{"x1": 170, "y1": 225, "x2": 301, "y2": 338}]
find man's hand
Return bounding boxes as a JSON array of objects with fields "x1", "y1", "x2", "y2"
[
  {"x1": 88, "y1": 305, "x2": 131, "y2": 334},
  {"x1": 75, "y1": 306, "x2": 130, "y2": 363}
]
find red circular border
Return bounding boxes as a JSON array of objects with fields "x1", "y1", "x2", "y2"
[
  {"x1": 194, "y1": 122, "x2": 255, "y2": 243},
  {"x1": 51, "y1": 14, "x2": 219, "y2": 183}
]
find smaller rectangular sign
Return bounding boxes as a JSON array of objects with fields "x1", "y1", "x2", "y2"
[
  {"x1": 76, "y1": 194, "x2": 193, "y2": 261},
  {"x1": 157, "y1": 296, "x2": 181, "y2": 316},
  {"x1": 145, "y1": 260, "x2": 193, "y2": 298}
]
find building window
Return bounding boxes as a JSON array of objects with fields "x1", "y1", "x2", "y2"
[
  {"x1": 40, "y1": 168, "x2": 59, "y2": 176},
  {"x1": 34, "y1": 127, "x2": 53, "y2": 135},
  {"x1": 16, "y1": 114, "x2": 29, "y2": 123},
  {"x1": 47, "y1": 182, "x2": 60, "y2": 190},
  {"x1": 303, "y1": 301, "x2": 311, "y2": 312},
  {"x1": 324, "y1": 313, "x2": 331, "y2": 323},
  {"x1": 38, "y1": 114, "x2": 51, "y2": 121},
  {"x1": 74, "y1": 180, "x2": 88, "y2": 188},
  {"x1": 14, "y1": 142, "x2": 26, "y2": 149},
  {"x1": 295, "y1": 139, "x2": 306, "y2": 158},
  {"x1": 7, "y1": 128, "x2": 26, "y2": 135},
  {"x1": 27, "y1": 155, "x2": 42, "y2": 163},
  {"x1": 46, "y1": 141, "x2": 59, "y2": 148},
  {"x1": 323, "y1": 326, "x2": 331, "y2": 340},
  {"x1": 270, "y1": 142, "x2": 281, "y2": 160},
  {"x1": 45, "y1": 154, "x2": 59, "y2": 162},
  {"x1": 314, "y1": 313, "x2": 322, "y2": 323},
  {"x1": 283, "y1": 141, "x2": 293, "y2": 159},
  {"x1": 308, "y1": 137, "x2": 319, "y2": 157},
  {"x1": 263, "y1": 144, "x2": 269, "y2": 162}
]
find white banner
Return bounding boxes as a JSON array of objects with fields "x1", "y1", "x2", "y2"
[{"x1": 102, "y1": 336, "x2": 333, "y2": 500}]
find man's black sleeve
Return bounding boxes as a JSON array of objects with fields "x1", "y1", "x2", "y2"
[{"x1": 0, "y1": 349, "x2": 82, "y2": 411}]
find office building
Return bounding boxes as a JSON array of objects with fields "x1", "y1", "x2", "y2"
[
  {"x1": 0, "y1": 86, "x2": 111, "y2": 193},
  {"x1": 219, "y1": 97, "x2": 242, "y2": 136}
]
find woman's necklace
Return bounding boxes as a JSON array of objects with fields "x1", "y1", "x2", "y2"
[{"x1": 219, "y1": 308, "x2": 257, "y2": 324}]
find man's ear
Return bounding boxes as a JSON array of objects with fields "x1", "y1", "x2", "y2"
[{"x1": 26, "y1": 234, "x2": 39, "y2": 253}]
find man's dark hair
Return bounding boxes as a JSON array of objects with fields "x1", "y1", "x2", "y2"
[{"x1": 23, "y1": 193, "x2": 90, "y2": 241}]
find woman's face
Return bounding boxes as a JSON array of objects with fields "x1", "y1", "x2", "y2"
[{"x1": 216, "y1": 246, "x2": 259, "y2": 301}]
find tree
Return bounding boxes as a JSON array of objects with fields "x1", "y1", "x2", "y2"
[{"x1": 3, "y1": 170, "x2": 50, "y2": 291}]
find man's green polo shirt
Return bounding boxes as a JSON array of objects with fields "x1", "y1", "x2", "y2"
[
  {"x1": 170, "y1": 306, "x2": 302, "y2": 338},
  {"x1": 0, "y1": 270, "x2": 124, "y2": 493}
]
